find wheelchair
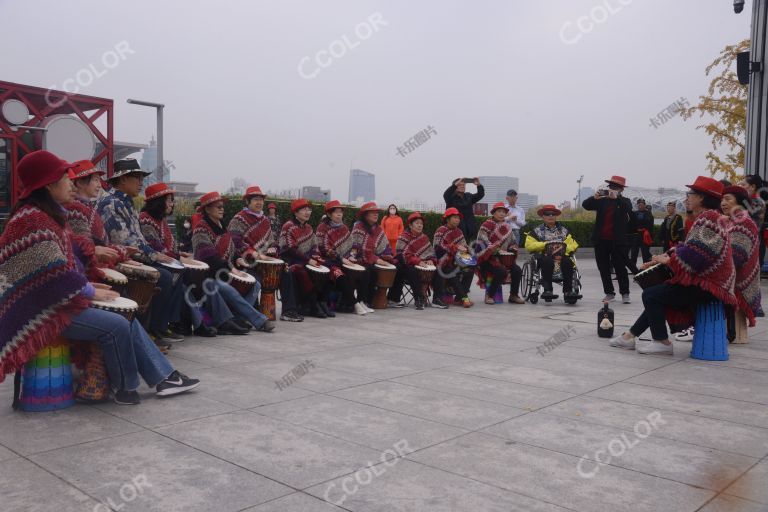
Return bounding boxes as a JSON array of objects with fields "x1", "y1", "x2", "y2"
[{"x1": 520, "y1": 252, "x2": 582, "y2": 305}]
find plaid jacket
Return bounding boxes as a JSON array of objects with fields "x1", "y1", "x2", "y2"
[{"x1": 96, "y1": 188, "x2": 157, "y2": 263}]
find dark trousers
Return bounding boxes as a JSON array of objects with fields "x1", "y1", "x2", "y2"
[
  {"x1": 279, "y1": 270, "x2": 299, "y2": 313},
  {"x1": 388, "y1": 264, "x2": 422, "y2": 301},
  {"x1": 149, "y1": 266, "x2": 184, "y2": 333},
  {"x1": 596, "y1": 240, "x2": 630, "y2": 295},
  {"x1": 630, "y1": 234, "x2": 652, "y2": 266},
  {"x1": 629, "y1": 283, "x2": 713, "y2": 341},
  {"x1": 434, "y1": 267, "x2": 474, "y2": 300},
  {"x1": 480, "y1": 262, "x2": 506, "y2": 297},
  {"x1": 338, "y1": 269, "x2": 371, "y2": 305},
  {"x1": 535, "y1": 254, "x2": 573, "y2": 293}
]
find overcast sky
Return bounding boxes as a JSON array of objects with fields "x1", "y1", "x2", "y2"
[{"x1": 1, "y1": 0, "x2": 751, "y2": 206}]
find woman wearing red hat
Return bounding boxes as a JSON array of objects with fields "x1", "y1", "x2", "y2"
[
  {"x1": 524, "y1": 205, "x2": 579, "y2": 302},
  {"x1": 387, "y1": 212, "x2": 440, "y2": 310},
  {"x1": 192, "y1": 191, "x2": 276, "y2": 333},
  {"x1": 611, "y1": 176, "x2": 737, "y2": 355},
  {"x1": 279, "y1": 199, "x2": 333, "y2": 318},
  {"x1": 381, "y1": 204, "x2": 404, "y2": 253},
  {"x1": 316, "y1": 200, "x2": 372, "y2": 315},
  {"x1": 433, "y1": 208, "x2": 475, "y2": 307},
  {"x1": 0, "y1": 150, "x2": 200, "y2": 405},
  {"x1": 351, "y1": 202, "x2": 396, "y2": 305},
  {"x1": 475, "y1": 202, "x2": 524, "y2": 305},
  {"x1": 721, "y1": 186, "x2": 763, "y2": 325}
]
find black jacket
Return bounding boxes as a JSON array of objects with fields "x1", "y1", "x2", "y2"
[
  {"x1": 443, "y1": 184, "x2": 485, "y2": 240},
  {"x1": 582, "y1": 195, "x2": 635, "y2": 245},
  {"x1": 633, "y1": 210, "x2": 654, "y2": 235},
  {"x1": 658, "y1": 213, "x2": 684, "y2": 247}
]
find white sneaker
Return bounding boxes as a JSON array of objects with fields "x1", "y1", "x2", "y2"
[
  {"x1": 637, "y1": 340, "x2": 673, "y2": 355},
  {"x1": 622, "y1": 294, "x2": 631, "y2": 304},
  {"x1": 610, "y1": 333, "x2": 636, "y2": 350},
  {"x1": 354, "y1": 302, "x2": 368, "y2": 316},
  {"x1": 673, "y1": 327, "x2": 694, "y2": 342},
  {"x1": 363, "y1": 303, "x2": 375, "y2": 313}
]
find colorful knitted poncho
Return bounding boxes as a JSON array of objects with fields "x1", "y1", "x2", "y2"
[
  {"x1": 475, "y1": 219, "x2": 515, "y2": 264},
  {"x1": 351, "y1": 221, "x2": 392, "y2": 265},
  {"x1": 139, "y1": 212, "x2": 178, "y2": 258},
  {"x1": 395, "y1": 231, "x2": 436, "y2": 266},
  {"x1": 0, "y1": 205, "x2": 90, "y2": 381},
  {"x1": 433, "y1": 225, "x2": 467, "y2": 270},
  {"x1": 228, "y1": 209, "x2": 276, "y2": 257},
  {"x1": 667, "y1": 209, "x2": 736, "y2": 306},
  {"x1": 65, "y1": 197, "x2": 131, "y2": 265},
  {"x1": 727, "y1": 209, "x2": 763, "y2": 325},
  {"x1": 192, "y1": 214, "x2": 236, "y2": 273},
  {"x1": 316, "y1": 221, "x2": 353, "y2": 266},
  {"x1": 279, "y1": 219, "x2": 318, "y2": 265}
]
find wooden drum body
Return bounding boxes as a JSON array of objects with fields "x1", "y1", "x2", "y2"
[
  {"x1": 255, "y1": 259, "x2": 284, "y2": 320},
  {"x1": 181, "y1": 258, "x2": 209, "y2": 300},
  {"x1": 99, "y1": 268, "x2": 128, "y2": 296},
  {"x1": 415, "y1": 263, "x2": 436, "y2": 299},
  {"x1": 229, "y1": 271, "x2": 257, "y2": 298},
  {"x1": 372, "y1": 262, "x2": 397, "y2": 309},
  {"x1": 116, "y1": 262, "x2": 160, "y2": 314},
  {"x1": 633, "y1": 264, "x2": 673, "y2": 289}
]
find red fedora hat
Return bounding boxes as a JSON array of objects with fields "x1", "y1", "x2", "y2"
[
  {"x1": 324, "y1": 199, "x2": 345, "y2": 213},
  {"x1": 68, "y1": 159, "x2": 104, "y2": 181},
  {"x1": 198, "y1": 191, "x2": 227, "y2": 211},
  {"x1": 407, "y1": 212, "x2": 424, "y2": 225},
  {"x1": 243, "y1": 185, "x2": 265, "y2": 201},
  {"x1": 443, "y1": 207, "x2": 463, "y2": 219},
  {"x1": 687, "y1": 176, "x2": 724, "y2": 199},
  {"x1": 144, "y1": 183, "x2": 176, "y2": 202},
  {"x1": 605, "y1": 175, "x2": 627, "y2": 187},
  {"x1": 17, "y1": 150, "x2": 75, "y2": 199},
  {"x1": 537, "y1": 204, "x2": 562, "y2": 217},
  {"x1": 490, "y1": 201, "x2": 507, "y2": 214},
  {"x1": 357, "y1": 201, "x2": 379, "y2": 217},
  {"x1": 291, "y1": 198, "x2": 312, "y2": 213}
]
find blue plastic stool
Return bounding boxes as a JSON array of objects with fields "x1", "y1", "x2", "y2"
[{"x1": 691, "y1": 301, "x2": 729, "y2": 361}]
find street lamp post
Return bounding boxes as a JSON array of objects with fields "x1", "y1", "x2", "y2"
[
  {"x1": 127, "y1": 99, "x2": 164, "y2": 180},
  {"x1": 576, "y1": 175, "x2": 584, "y2": 209}
]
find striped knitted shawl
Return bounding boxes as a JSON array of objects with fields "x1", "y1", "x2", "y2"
[
  {"x1": 65, "y1": 198, "x2": 130, "y2": 263},
  {"x1": 727, "y1": 209, "x2": 763, "y2": 325},
  {"x1": 228, "y1": 209, "x2": 275, "y2": 256},
  {"x1": 139, "y1": 212, "x2": 178, "y2": 257},
  {"x1": 396, "y1": 231, "x2": 436, "y2": 266},
  {"x1": 667, "y1": 209, "x2": 736, "y2": 306},
  {"x1": 351, "y1": 221, "x2": 391, "y2": 265},
  {"x1": 0, "y1": 206, "x2": 90, "y2": 381},
  {"x1": 316, "y1": 222, "x2": 352, "y2": 265},
  {"x1": 279, "y1": 219, "x2": 317, "y2": 265},
  {"x1": 433, "y1": 225, "x2": 467, "y2": 269},
  {"x1": 475, "y1": 219, "x2": 514, "y2": 263},
  {"x1": 192, "y1": 217, "x2": 235, "y2": 264}
]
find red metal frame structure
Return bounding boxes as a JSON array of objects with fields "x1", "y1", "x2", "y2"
[{"x1": 0, "y1": 80, "x2": 114, "y2": 205}]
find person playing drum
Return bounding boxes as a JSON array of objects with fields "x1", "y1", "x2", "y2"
[
  {"x1": 96, "y1": 158, "x2": 187, "y2": 347},
  {"x1": 140, "y1": 183, "x2": 218, "y2": 337},
  {"x1": 0, "y1": 151, "x2": 200, "y2": 406},
  {"x1": 316, "y1": 200, "x2": 373, "y2": 315},
  {"x1": 279, "y1": 198, "x2": 333, "y2": 318},
  {"x1": 433, "y1": 207, "x2": 475, "y2": 308},
  {"x1": 388, "y1": 212, "x2": 441, "y2": 310},
  {"x1": 351, "y1": 202, "x2": 398, "y2": 306},
  {"x1": 524, "y1": 204, "x2": 579, "y2": 302},
  {"x1": 475, "y1": 202, "x2": 524, "y2": 305},
  {"x1": 610, "y1": 177, "x2": 737, "y2": 355},
  {"x1": 192, "y1": 191, "x2": 276, "y2": 333},
  {"x1": 228, "y1": 186, "x2": 303, "y2": 322},
  {"x1": 721, "y1": 185, "x2": 763, "y2": 325}
]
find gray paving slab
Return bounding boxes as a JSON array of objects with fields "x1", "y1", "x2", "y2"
[
  {"x1": 304, "y1": 459, "x2": 572, "y2": 512},
  {"x1": 253, "y1": 394, "x2": 468, "y2": 452},
  {"x1": 725, "y1": 460, "x2": 768, "y2": 505},
  {"x1": 155, "y1": 411, "x2": 386, "y2": 489},
  {"x1": 482, "y1": 412, "x2": 757, "y2": 491},
  {"x1": 378, "y1": 334, "x2": 518, "y2": 359},
  {"x1": 699, "y1": 495, "x2": 768, "y2": 512},
  {"x1": 0, "y1": 403, "x2": 142, "y2": 455},
  {"x1": 330, "y1": 381, "x2": 527, "y2": 429},
  {"x1": 0, "y1": 458, "x2": 101, "y2": 511},
  {"x1": 0, "y1": 444, "x2": 17, "y2": 462},
  {"x1": 409, "y1": 432, "x2": 715, "y2": 512},
  {"x1": 28, "y1": 430, "x2": 291, "y2": 512},
  {"x1": 244, "y1": 492, "x2": 348, "y2": 511},
  {"x1": 519, "y1": 343, "x2": 679, "y2": 370}
]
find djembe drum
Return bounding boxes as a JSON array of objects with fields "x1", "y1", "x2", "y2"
[
  {"x1": 415, "y1": 263, "x2": 436, "y2": 301},
  {"x1": 75, "y1": 297, "x2": 139, "y2": 402},
  {"x1": 181, "y1": 257, "x2": 209, "y2": 300},
  {"x1": 116, "y1": 262, "x2": 160, "y2": 314},
  {"x1": 229, "y1": 271, "x2": 256, "y2": 299},
  {"x1": 159, "y1": 258, "x2": 185, "y2": 285},
  {"x1": 633, "y1": 264, "x2": 673, "y2": 289},
  {"x1": 498, "y1": 249, "x2": 518, "y2": 285},
  {"x1": 255, "y1": 259, "x2": 284, "y2": 320},
  {"x1": 342, "y1": 262, "x2": 366, "y2": 280},
  {"x1": 372, "y1": 262, "x2": 397, "y2": 309},
  {"x1": 17, "y1": 336, "x2": 75, "y2": 412},
  {"x1": 306, "y1": 264, "x2": 330, "y2": 294},
  {"x1": 99, "y1": 268, "x2": 128, "y2": 296},
  {"x1": 545, "y1": 242, "x2": 565, "y2": 275}
]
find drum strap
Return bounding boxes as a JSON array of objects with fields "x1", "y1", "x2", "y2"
[{"x1": 12, "y1": 370, "x2": 21, "y2": 410}]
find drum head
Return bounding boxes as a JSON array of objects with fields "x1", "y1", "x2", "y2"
[
  {"x1": 374, "y1": 262, "x2": 396, "y2": 270},
  {"x1": 91, "y1": 297, "x2": 138, "y2": 311},
  {"x1": 100, "y1": 268, "x2": 128, "y2": 284},
  {"x1": 499, "y1": 250, "x2": 516, "y2": 256},
  {"x1": 306, "y1": 264, "x2": 330, "y2": 273},
  {"x1": 230, "y1": 271, "x2": 256, "y2": 283},
  {"x1": 161, "y1": 259, "x2": 185, "y2": 271},
  {"x1": 258, "y1": 258, "x2": 285, "y2": 265},
  {"x1": 415, "y1": 264, "x2": 436, "y2": 271},
  {"x1": 181, "y1": 258, "x2": 209, "y2": 270},
  {"x1": 343, "y1": 263, "x2": 365, "y2": 272}
]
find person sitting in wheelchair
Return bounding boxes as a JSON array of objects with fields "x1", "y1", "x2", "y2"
[{"x1": 524, "y1": 204, "x2": 579, "y2": 301}]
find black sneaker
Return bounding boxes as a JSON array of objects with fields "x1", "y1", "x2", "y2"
[
  {"x1": 259, "y1": 320, "x2": 276, "y2": 332},
  {"x1": 151, "y1": 330, "x2": 183, "y2": 343},
  {"x1": 280, "y1": 311, "x2": 303, "y2": 322},
  {"x1": 170, "y1": 322, "x2": 193, "y2": 336},
  {"x1": 193, "y1": 324, "x2": 217, "y2": 337},
  {"x1": 318, "y1": 302, "x2": 335, "y2": 318},
  {"x1": 156, "y1": 371, "x2": 200, "y2": 397},
  {"x1": 217, "y1": 319, "x2": 249, "y2": 335},
  {"x1": 431, "y1": 298, "x2": 449, "y2": 309},
  {"x1": 415, "y1": 298, "x2": 425, "y2": 311},
  {"x1": 232, "y1": 317, "x2": 252, "y2": 330},
  {"x1": 114, "y1": 389, "x2": 141, "y2": 405}
]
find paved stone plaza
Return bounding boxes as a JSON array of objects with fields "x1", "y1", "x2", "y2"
[{"x1": 1, "y1": 264, "x2": 767, "y2": 512}]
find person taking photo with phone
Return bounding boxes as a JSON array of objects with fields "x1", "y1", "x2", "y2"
[{"x1": 443, "y1": 177, "x2": 484, "y2": 241}]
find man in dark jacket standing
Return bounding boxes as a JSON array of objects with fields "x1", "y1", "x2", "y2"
[
  {"x1": 630, "y1": 198, "x2": 654, "y2": 266},
  {"x1": 658, "y1": 201, "x2": 684, "y2": 250},
  {"x1": 582, "y1": 175, "x2": 635, "y2": 303},
  {"x1": 444, "y1": 177, "x2": 485, "y2": 241}
]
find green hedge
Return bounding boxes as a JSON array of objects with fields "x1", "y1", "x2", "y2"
[{"x1": 174, "y1": 196, "x2": 601, "y2": 247}]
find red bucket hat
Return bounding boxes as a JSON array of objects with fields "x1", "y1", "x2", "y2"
[
  {"x1": 605, "y1": 175, "x2": 627, "y2": 188},
  {"x1": 267, "y1": 202, "x2": 277, "y2": 209},
  {"x1": 17, "y1": 150, "x2": 75, "y2": 199},
  {"x1": 723, "y1": 185, "x2": 750, "y2": 204},
  {"x1": 443, "y1": 207, "x2": 463, "y2": 219},
  {"x1": 490, "y1": 202, "x2": 507, "y2": 214},
  {"x1": 407, "y1": 212, "x2": 424, "y2": 225},
  {"x1": 687, "y1": 176, "x2": 724, "y2": 200},
  {"x1": 197, "y1": 191, "x2": 227, "y2": 212},
  {"x1": 144, "y1": 183, "x2": 176, "y2": 202},
  {"x1": 537, "y1": 204, "x2": 562, "y2": 217},
  {"x1": 68, "y1": 159, "x2": 104, "y2": 181},
  {"x1": 358, "y1": 201, "x2": 379, "y2": 217},
  {"x1": 324, "y1": 199, "x2": 345, "y2": 213},
  {"x1": 243, "y1": 185, "x2": 265, "y2": 201},
  {"x1": 291, "y1": 198, "x2": 311, "y2": 213}
]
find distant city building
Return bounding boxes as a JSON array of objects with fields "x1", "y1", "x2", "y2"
[
  {"x1": 301, "y1": 186, "x2": 331, "y2": 202},
  {"x1": 516, "y1": 193, "x2": 539, "y2": 212},
  {"x1": 141, "y1": 136, "x2": 171, "y2": 187},
  {"x1": 577, "y1": 186, "x2": 595, "y2": 206},
  {"x1": 348, "y1": 169, "x2": 375, "y2": 203},
  {"x1": 477, "y1": 176, "x2": 520, "y2": 204},
  {"x1": 167, "y1": 181, "x2": 202, "y2": 201}
]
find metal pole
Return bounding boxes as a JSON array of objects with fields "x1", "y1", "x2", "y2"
[
  {"x1": 157, "y1": 105, "x2": 164, "y2": 180},
  {"x1": 744, "y1": 0, "x2": 768, "y2": 180}
]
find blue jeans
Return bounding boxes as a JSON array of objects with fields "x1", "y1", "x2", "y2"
[
  {"x1": 203, "y1": 278, "x2": 266, "y2": 329},
  {"x1": 149, "y1": 266, "x2": 184, "y2": 333},
  {"x1": 64, "y1": 308, "x2": 174, "y2": 391}
]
